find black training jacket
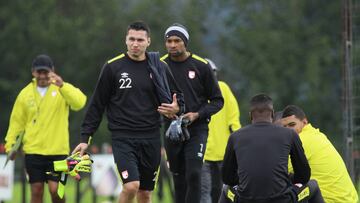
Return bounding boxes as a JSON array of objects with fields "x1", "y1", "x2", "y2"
[
  {"x1": 161, "y1": 53, "x2": 224, "y2": 129},
  {"x1": 222, "y1": 122, "x2": 310, "y2": 201},
  {"x1": 81, "y1": 53, "x2": 184, "y2": 142}
]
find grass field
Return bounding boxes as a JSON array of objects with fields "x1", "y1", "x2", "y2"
[
  {"x1": 4, "y1": 177, "x2": 360, "y2": 202},
  {"x1": 358, "y1": 181, "x2": 360, "y2": 203},
  {"x1": 4, "y1": 177, "x2": 173, "y2": 203}
]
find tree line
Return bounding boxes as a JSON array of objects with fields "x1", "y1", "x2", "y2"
[{"x1": 0, "y1": 0, "x2": 344, "y2": 150}]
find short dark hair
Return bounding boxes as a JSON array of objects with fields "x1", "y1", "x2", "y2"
[
  {"x1": 127, "y1": 21, "x2": 150, "y2": 36},
  {"x1": 282, "y1": 105, "x2": 306, "y2": 120},
  {"x1": 250, "y1": 93, "x2": 273, "y2": 113}
]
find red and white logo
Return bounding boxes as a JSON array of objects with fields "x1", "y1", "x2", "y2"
[
  {"x1": 188, "y1": 71, "x2": 196, "y2": 79},
  {"x1": 121, "y1": 170, "x2": 129, "y2": 179}
]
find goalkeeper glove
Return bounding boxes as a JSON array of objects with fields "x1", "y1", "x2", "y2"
[
  {"x1": 53, "y1": 152, "x2": 93, "y2": 180},
  {"x1": 165, "y1": 116, "x2": 190, "y2": 142}
]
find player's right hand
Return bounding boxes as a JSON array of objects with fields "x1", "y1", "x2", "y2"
[
  {"x1": 182, "y1": 112, "x2": 199, "y2": 124},
  {"x1": 72, "y1": 143, "x2": 88, "y2": 157}
]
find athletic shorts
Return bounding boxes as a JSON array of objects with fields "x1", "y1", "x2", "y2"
[
  {"x1": 165, "y1": 127, "x2": 208, "y2": 173},
  {"x1": 219, "y1": 184, "x2": 300, "y2": 203},
  {"x1": 112, "y1": 136, "x2": 161, "y2": 190},
  {"x1": 24, "y1": 154, "x2": 67, "y2": 183}
]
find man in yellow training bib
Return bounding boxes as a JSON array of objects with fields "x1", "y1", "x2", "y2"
[{"x1": 279, "y1": 105, "x2": 358, "y2": 203}]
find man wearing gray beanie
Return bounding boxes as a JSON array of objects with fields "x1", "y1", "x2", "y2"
[
  {"x1": 161, "y1": 23, "x2": 224, "y2": 203},
  {"x1": 164, "y1": 23, "x2": 189, "y2": 47}
]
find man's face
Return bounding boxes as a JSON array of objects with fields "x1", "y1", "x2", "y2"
[
  {"x1": 165, "y1": 35, "x2": 187, "y2": 57},
  {"x1": 126, "y1": 29, "x2": 150, "y2": 60},
  {"x1": 280, "y1": 115, "x2": 307, "y2": 134},
  {"x1": 32, "y1": 69, "x2": 51, "y2": 87}
]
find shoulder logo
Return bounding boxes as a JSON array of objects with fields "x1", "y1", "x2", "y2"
[
  {"x1": 51, "y1": 90, "x2": 57, "y2": 97},
  {"x1": 119, "y1": 72, "x2": 132, "y2": 89},
  {"x1": 188, "y1": 70, "x2": 196, "y2": 79}
]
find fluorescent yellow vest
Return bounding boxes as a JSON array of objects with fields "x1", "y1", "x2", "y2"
[
  {"x1": 289, "y1": 124, "x2": 358, "y2": 203},
  {"x1": 204, "y1": 81, "x2": 241, "y2": 161},
  {"x1": 5, "y1": 79, "x2": 86, "y2": 155}
]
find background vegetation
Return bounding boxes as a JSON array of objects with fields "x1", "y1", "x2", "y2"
[{"x1": 0, "y1": 0, "x2": 343, "y2": 148}]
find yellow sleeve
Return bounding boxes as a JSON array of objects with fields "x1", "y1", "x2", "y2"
[
  {"x1": 59, "y1": 82, "x2": 87, "y2": 111},
  {"x1": 222, "y1": 82, "x2": 241, "y2": 131},
  {"x1": 288, "y1": 156, "x2": 294, "y2": 173},
  {"x1": 5, "y1": 94, "x2": 27, "y2": 153}
]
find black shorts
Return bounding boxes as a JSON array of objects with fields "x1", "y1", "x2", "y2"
[
  {"x1": 112, "y1": 136, "x2": 161, "y2": 191},
  {"x1": 165, "y1": 127, "x2": 208, "y2": 173},
  {"x1": 219, "y1": 185, "x2": 297, "y2": 203},
  {"x1": 25, "y1": 154, "x2": 67, "y2": 183}
]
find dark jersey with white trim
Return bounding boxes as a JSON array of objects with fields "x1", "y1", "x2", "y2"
[
  {"x1": 222, "y1": 122, "x2": 310, "y2": 201},
  {"x1": 81, "y1": 53, "x2": 182, "y2": 142},
  {"x1": 161, "y1": 53, "x2": 224, "y2": 129}
]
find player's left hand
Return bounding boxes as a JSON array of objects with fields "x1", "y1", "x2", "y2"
[
  {"x1": 48, "y1": 71, "x2": 64, "y2": 87},
  {"x1": 158, "y1": 93, "x2": 179, "y2": 119}
]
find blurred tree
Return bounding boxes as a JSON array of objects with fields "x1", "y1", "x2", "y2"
[
  {"x1": 196, "y1": 0, "x2": 343, "y2": 148},
  {"x1": 0, "y1": 0, "x2": 344, "y2": 151}
]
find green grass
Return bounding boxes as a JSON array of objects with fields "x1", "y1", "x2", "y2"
[
  {"x1": 358, "y1": 180, "x2": 360, "y2": 203},
  {"x1": 5, "y1": 177, "x2": 173, "y2": 203},
  {"x1": 5, "y1": 178, "x2": 360, "y2": 202}
]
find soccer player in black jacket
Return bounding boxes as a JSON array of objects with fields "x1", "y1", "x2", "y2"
[
  {"x1": 72, "y1": 21, "x2": 184, "y2": 203},
  {"x1": 220, "y1": 94, "x2": 310, "y2": 203},
  {"x1": 161, "y1": 23, "x2": 224, "y2": 203}
]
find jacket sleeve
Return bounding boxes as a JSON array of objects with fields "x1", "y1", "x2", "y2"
[
  {"x1": 290, "y1": 131, "x2": 310, "y2": 184},
  {"x1": 80, "y1": 63, "x2": 113, "y2": 143},
  {"x1": 59, "y1": 83, "x2": 87, "y2": 111},
  {"x1": 197, "y1": 63, "x2": 224, "y2": 120},
  {"x1": 222, "y1": 134, "x2": 239, "y2": 186},
  {"x1": 5, "y1": 92, "x2": 27, "y2": 153},
  {"x1": 163, "y1": 62, "x2": 185, "y2": 115},
  {"x1": 222, "y1": 82, "x2": 241, "y2": 132}
]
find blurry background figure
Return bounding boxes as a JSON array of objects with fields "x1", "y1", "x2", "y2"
[
  {"x1": 89, "y1": 144, "x2": 100, "y2": 154},
  {"x1": 101, "y1": 142, "x2": 113, "y2": 154},
  {"x1": 200, "y1": 58, "x2": 241, "y2": 203}
]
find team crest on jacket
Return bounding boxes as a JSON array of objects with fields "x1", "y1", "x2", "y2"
[
  {"x1": 188, "y1": 70, "x2": 196, "y2": 79},
  {"x1": 121, "y1": 170, "x2": 129, "y2": 179}
]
